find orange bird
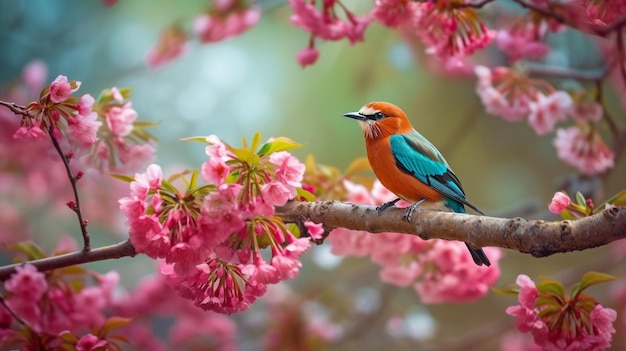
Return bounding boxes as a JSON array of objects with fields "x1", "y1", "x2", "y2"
[{"x1": 343, "y1": 101, "x2": 490, "y2": 266}]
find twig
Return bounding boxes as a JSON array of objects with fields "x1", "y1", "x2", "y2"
[
  {"x1": 0, "y1": 240, "x2": 136, "y2": 281},
  {"x1": 512, "y1": 0, "x2": 567, "y2": 24},
  {"x1": 49, "y1": 131, "x2": 91, "y2": 251},
  {"x1": 454, "y1": 0, "x2": 497, "y2": 9},
  {"x1": 0, "y1": 100, "x2": 32, "y2": 118},
  {"x1": 527, "y1": 64, "x2": 606, "y2": 81},
  {"x1": 276, "y1": 201, "x2": 626, "y2": 257}
]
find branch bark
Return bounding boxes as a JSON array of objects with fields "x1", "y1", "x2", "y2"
[
  {"x1": 0, "y1": 240, "x2": 136, "y2": 281},
  {"x1": 1, "y1": 202, "x2": 623, "y2": 281},
  {"x1": 276, "y1": 201, "x2": 626, "y2": 257}
]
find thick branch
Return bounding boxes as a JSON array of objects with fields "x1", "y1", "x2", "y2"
[
  {"x1": 276, "y1": 201, "x2": 626, "y2": 257},
  {"x1": 0, "y1": 240, "x2": 136, "y2": 281}
]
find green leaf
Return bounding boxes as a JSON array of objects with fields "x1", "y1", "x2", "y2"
[
  {"x1": 571, "y1": 271, "x2": 615, "y2": 297},
  {"x1": 257, "y1": 137, "x2": 303, "y2": 156},
  {"x1": 490, "y1": 287, "x2": 519, "y2": 296},
  {"x1": 133, "y1": 120, "x2": 161, "y2": 128},
  {"x1": 250, "y1": 132, "x2": 262, "y2": 153},
  {"x1": 100, "y1": 316, "x2": 134, "y2": 336},
  {"x1": 560, "y1": 210, "x2": 577, "y2": 220},
  {"x1": 58, "y1": 331, "x2": 79, "y2": 343},
  {"x1": 344, "y1": 157, "x2": 372, "y2": 177},
  {"x1": 575, "y1": 191, "x2": 586, "y2": 207},
  {"x1": 10, "y1": 241, "x2": 46, "y2": 261},
  {"x1": 188, "y1": 169, "x2": 199, "y2": 191},
  {"x1": 108, "y1": 173, "x2": 135, "y2": 183},
  {"x1": 180, "y1": 136, "x2": 211, "y2": 144},
  {"x1": 296, "y1": 187, "x2": 316, "y2": 202},
  {"x1": 537, "y1": 278, "x2": 565, "y2": 297},
  {"x1": 603, "y1": 190, "x2": 626, "y2": 208}
]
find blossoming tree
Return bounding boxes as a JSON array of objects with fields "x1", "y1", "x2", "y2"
[{"x1": 1, "y1": 0, "x2": 626, "y2": 350}]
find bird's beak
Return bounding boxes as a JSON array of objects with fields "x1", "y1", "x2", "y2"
[{"x1": 343, "y1": 112, "x2": 367, "y2": 121}]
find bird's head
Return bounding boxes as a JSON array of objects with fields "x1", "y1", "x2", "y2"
[{"x1": 343, "y1": 101, "x2": 412, "y2": 139}]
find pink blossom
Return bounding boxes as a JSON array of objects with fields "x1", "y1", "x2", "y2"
[
  {"x1": 261, "y1": 180, "x2": 294, "y2": 206},
  {"x1": 380, "y1": 263, "x2": 421, "y2": 287},
  {"x1": 527, "y1": 91, "x2": 572, "y2": 135},
  {"x1": 110, "y1": 87, "x2": 124, "y2": 102},
  {"x1": 105, "y1": 102, "x2": 137, "y2": 137},
  {"x1": 414, "y1": 242, "x2": 501, "y2": 303},
  {"x1": 77, "y1": 94, "x2": 95, "y2": 116},
  {"x1": 588, "y1": 304, "x2": 617, "y2": 349},
  {"x1": 162, "y1": 259, "x2": 266, "y2": 314},
  {"x1": 49, "y1": 75, "x2": 78, "y2": 103},
  {"x1": 304, "y1": 220, "x2": 324, "y2": 240},
  {"x1": 496, "y1": 21, "x2": 551, "y2": 62},
  {"x1": 296, "y1": 47, "x2": 320, "y2": 68},
  {"x1": 198, "y1": 184, "x2": 246, "y2": 248},
  {"x1": 569, "y1": 101, "x2": 603, "y2": 122},
  {"x1": 146, "y1": 26, "x2": 187, "y2": 69},
  {"x1": 371, "y1": 0, "x2": 417, "y2": 27},
  {"x1": 474, "y1": 66, "x2": 531, "y2": 122},
  {"x1": 201, "y1": 156, "x2": 231, "y2": 185},
  {"x1": 553, "y1": 127, "x2": 615, "y2": 175},
  {"x1": 269, "y1": 151, "x2": 305, "y2": 188},
  {"x1": 548, "y1": 192, "x2": 570, "y2": 214},
  {"x1": 243, "y1": 252, "x2": 280, "y2": 284},
  {"x1": 271, "y1": 254, "x2": 302, "y2": 280},
  {"x1": 371, "y1": 179, "x2": 398, "y2": 203},
  {"x1": 506, "y1": 274, "x2": 617, "y2": 350},
  {"x1": 193, "y1": 6, "x2": 261, "y2": 44},
  {"x1": 22, "y1": 60, "x2": 47, "y2": 94},
  {"x1": 284, "y1": 237, "x2": 311, "y2": 258},
  {"x1": 76, "y1": 333, "x2": 108, "y2": 351},
  {"x1": 343, "y1": 179, "x2": 376, "y2": 205},
  {"x1": 5, "y1": 264, "x2": 47, "y2": 301},
  {"x1": 411, "y1": 1, "x2": 495, "y2": 64},
  {"x1": 68, "y1": 110, "x2": 101, "y2": 146},
  {"x1": 327, "y1": 228, "x2": 375, "y2": 257},
  {"x1": 13, "y1": 122, "x2": 46, "y2": 139}
]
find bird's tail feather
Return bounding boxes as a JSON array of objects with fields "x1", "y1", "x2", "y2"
[{"x1": 465, "y1": 243, "x2": 491, "y2": 266}]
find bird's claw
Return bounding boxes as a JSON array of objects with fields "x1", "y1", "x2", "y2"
[
  {"x1": 401, "y1": 199, "x2": 426, "y2": 222},
  {"x1": 376, "y1": 198, "x2": 401, "y2": 214}
]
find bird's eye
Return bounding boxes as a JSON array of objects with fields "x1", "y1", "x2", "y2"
[{"x1": 372, "y1": 111, "x2": 386, "y2": 120}]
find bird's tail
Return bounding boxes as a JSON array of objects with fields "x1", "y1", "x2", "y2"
[{"x1": 465, "y1": 243, "x2": 491, "y2": 266}]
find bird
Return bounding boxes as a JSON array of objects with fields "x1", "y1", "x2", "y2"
[{"x1": 342, "y1": 101, "x2": 490, "y2": 266}]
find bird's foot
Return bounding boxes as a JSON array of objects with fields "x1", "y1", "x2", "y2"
[
  {"x1": 376, "y1": 198, "x2": 401, "y2": 214},
  {"x1": 402, "y1": 199, "x2": 426, "y2": 222}
]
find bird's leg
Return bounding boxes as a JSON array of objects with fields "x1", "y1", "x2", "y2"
[
  {"x1": 376, "y1": 198, "x2": 401, "y2": 214},
  {"x1": 402, "y1": 199, "x2": 426, "y2": 222}
]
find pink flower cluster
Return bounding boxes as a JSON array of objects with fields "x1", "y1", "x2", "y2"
[
  {"x1": 327, "y1": 179, "x2": 502, "y2": 303},
  {"x1": 289, "y1": 0, "x2": 371, "y2": 67},
  {"x1": 475, "y1": 65, "x2": 614, "y2": 175},
  {"x1": 86, "y1": 87, "x2": 155, "y2": 173},
  {"x1": 14, "y1": 75, "x2": 101, "y2": 147},
  {"x1": 111, "y1": 273, "x2": 238, "y2": 351},
  {"x1": 496, "y1": 20, "x2": 552, "y2": 62},
  {"x1": 120, "y1": 135, "x2": 311, "y2": 313},
  {"x1": 193, "y1": 0, "x2": 260, "y2": 44},
  {"x1": 2, "y1": 261, "x2": 123, "y2": 349},
  {"x1": 506, "y1": 274, "x2": 617, "y2": 351},
  {"x1": 554, "y1": 126, "x2": 614, "y2": 175},
  {"x1": 410, "y1": 1, "x2": 495, "y2": 66},
  {"x1": 146, "y1": 25, "x2": 188, "y2": 69}
]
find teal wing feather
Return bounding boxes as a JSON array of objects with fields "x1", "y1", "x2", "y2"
[
  {"x1": 390, "y1": 132, "x2": 491, "y2": 266},
  {"x1": 389, "y1": 132, "x2": 483, "y2": 215}
]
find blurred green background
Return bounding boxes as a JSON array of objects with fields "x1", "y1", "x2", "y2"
[{"x1": 1, "y1": 0, "x2": 626, "y2": 350}]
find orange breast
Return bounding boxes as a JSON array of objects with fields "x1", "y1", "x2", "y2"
[{"x1": 366, "y1": 137, "x2": 443, "y2": 203}]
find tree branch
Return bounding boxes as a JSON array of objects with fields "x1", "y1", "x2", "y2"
[
  {"x1": 0, "y1": 240, "x2": 136, "y2": 281},
  {"x1": 276, "y1": 201, "x2": 626, "y2": 257}
]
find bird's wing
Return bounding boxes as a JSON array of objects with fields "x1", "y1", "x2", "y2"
[{"x1": 389, "y1": 133, "x2": 483, "y2": 214}]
